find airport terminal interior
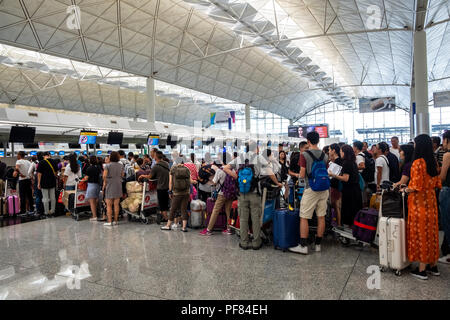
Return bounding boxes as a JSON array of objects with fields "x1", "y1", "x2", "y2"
[{"x1": 0, "y1": 0, "x2": 449, "y2": 300}]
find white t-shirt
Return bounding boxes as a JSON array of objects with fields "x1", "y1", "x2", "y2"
[
  {"x1": 375, "y1": 155, "x2": 390, "y2": 184},
  {"x1": 16, "y1": 159, "x2": 31, "y2": 180},
  {"x1": 64, "y1": 164, "x2": 82, "y2": 187},
  {"x1": 390, "y1": 147, "x2": 400, "y2": 160},
  {"x1": 356, "y1": 153, "x2": 365, "y2": 173},
  {"x1": 212, "y1": 168, "x2": 227, "y2": 195}
]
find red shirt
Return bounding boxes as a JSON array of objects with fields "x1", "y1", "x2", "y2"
[{"x1": 184, "y1": 163, "x2": 198, "y2": 181}]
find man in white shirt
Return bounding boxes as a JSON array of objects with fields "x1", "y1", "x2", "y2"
[
  {"x1": 15, "y1": 151, "x2": 34, "y2": 214},
  {"x1": 353, "y1": 141, "x2": 366, "y2": 173},
  {"x1": 390, "y1": 136, "x2": 400, "y2": 160},
  {"x1": 374, "y1": 142, "x2": 391, "y2": 191}
]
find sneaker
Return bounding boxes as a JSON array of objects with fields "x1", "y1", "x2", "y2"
[
  {"x1": 239, "y1": 243, "x2": 249, "y2": 250},
  {"x1": 425, "y1": 265, "x2": 440, "y2": 276},
  {"x1": 288, "y1": 245, "x2": 309, "y2": 255},
  {"x1": 160, "y1": 226, "x2": 171, "y2": 231},
  {"x1": 199, "y1": 228, "x2": 212, "y2": 236},
  {"x1": 171, "y1": 223, "x2": 178, "y2": 230},
  {"x1": 90, "y1": 218, "x2": 98, "y2": 222},
  {"x1": 411, "y1": 267, "x2": 428, "y2": 280},
  {"x1": 103, "y1": 222, "x2": 113, "y2": 227},
  {"x1": 252, "y1": 242, "x2": 263, "y2": 250},
  {"x1": 112, "y1": 221, "x2": 119, "y2": 226},
  {"x1": 222, "y1": 228, "x2": 232, "y2": 235},
  {"x1": 315, "y1": 244, "x2": 321, "y2": 252},
  {"x1": 438, "y1": 255, "x2": 450, "y2": 265}
]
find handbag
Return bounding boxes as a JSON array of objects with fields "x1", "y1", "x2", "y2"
[
  {"x1": 58, "y1": 190, "x2": 64, "y2": 204},
  {"x1": 380, "y1": 190, "x2": 403, "y2": 218}
]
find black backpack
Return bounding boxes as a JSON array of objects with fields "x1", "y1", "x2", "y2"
[
  {"x1": 386, "y1": 152, "x2": 400, "y2": 183},
  {"x1": 360, "y1": 153, "x2": 375, "y2": 183},
  {"x1": 198, "y1": 164, "x2": 215, "y2": 184}
]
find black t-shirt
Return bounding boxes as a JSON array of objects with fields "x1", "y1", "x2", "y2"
[
  {"x1": 37, "y1": 159, "x2": 57, "y2": 189},
  {"x1": 289, "y1": 152, "x2": 300, "y2": 183},
  {"x1": 330, "y1": 158, "x2": 343, "y2": 189},
  {"x1": 342, "y1": 160, "x2": 359, "y2": 187},
  {"x1": 86, "y1": 165, "x2": 101, "y2": 184}
]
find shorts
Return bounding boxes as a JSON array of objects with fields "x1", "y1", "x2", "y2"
[
  {"x1": 300, "y1": 188, "x2": 329, "y2": 219},
  {"x1": 157, "y1": 189, "x2": 169, "y2": 211},
  {"x1": 330, "y1": 187, "x2": 341, "y2": 203},
  {"x1": 86, "y1": 183, "x2": 100, "y2": 200}
]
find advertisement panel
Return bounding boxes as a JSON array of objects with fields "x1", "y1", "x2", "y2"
[
  {"x1": 359, "y1": 97, "x2": 396, "y2": 113},
  {"x1": 433, "y1": 91, "x2": 450, "y2": 108}
]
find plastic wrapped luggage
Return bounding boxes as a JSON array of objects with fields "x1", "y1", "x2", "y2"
[
  {"x1": 189, "y1": 200, "x2": 206, "y2": 228},
  {"x1": 272, "y1": 208, "x2": 300, "y2": 251}
]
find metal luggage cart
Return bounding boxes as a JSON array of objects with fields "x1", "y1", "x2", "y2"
[
  {"x1": 123, "y1": 180, "x2": 159, "y2": 224},
  {"x1": 69, "y1": 181, "x2": 92, "y2": 221}
]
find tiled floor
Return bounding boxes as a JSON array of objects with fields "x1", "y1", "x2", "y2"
[{"x1": 0, "y1": 217, "x2": 448, "y2": 300}]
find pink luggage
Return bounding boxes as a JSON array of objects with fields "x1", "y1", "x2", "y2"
[{"x1": 7, "y1": 195, "x2": 20, "y2": 216}]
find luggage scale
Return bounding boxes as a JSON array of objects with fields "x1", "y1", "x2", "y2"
[{"x1": 122, "y1": 180, "x2": 159, "y2": 224}]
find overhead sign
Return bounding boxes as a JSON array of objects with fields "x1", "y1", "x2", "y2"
[
  {"x1": 210, "y1": 111, "x2": 236, "y2": 125},
  {"x1": 433, "y1": 91, "x2": 450, "y2": 108},
  {"x1": 359, "y1": 97, "x2": 396, "y2": 113}
]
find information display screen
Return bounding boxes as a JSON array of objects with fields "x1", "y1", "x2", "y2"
[
  {"x1": 58, "y1": 151, "x2": 65, "y2": 156},
  {"x1": 49, "y1": 151, "x2": 55, "y2": 156},
  {"x1": 148, "y1": 134, "x2": 160, "y2": 146},
  {"x1": 0, "y1": 151, "x2": 4, "y2": 157},
  {"x1": 30, "y1": 151, "x2": 37, "y2": 156},
  {"x1": 79, "y1": 131, "x2": 98, "y2": 145},
  {"x1": 9, "y1": 126, "x2": 36, "y2": 143},
  {"x1": 288, "y1": 124, "x2": 329, "y2": 138}
]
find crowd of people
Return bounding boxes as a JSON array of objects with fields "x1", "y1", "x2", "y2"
[{"x1": 2, "y1": 129, "x2": 449, "y2": 281}]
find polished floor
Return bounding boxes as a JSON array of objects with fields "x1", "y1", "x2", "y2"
[{"x1": 0, "y1": 216, "x2": 448, "y2": 300}]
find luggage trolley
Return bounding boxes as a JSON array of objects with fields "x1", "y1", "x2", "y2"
[
  {"x1": 69, "y1": 180, "x2": 92, "y2": 221},
  {"x1": 123, "y1": 179, "x2": 159, "y2": 224}
]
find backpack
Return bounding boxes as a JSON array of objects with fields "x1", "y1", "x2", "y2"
[
  {"x1": 221, "y1": 173, "x2": 237, "y2": 200},
  {"x1": 360, "y1": 153, "x2": 375, "y2": 183},
  {"x1": 172, "y1": 165, "x2": 191, "y2": 193},
  {"x1": 305, "y1": 151, "x2": 330, "y2": 192},
  {"x1": 198, "y1": 165, "x2": 215, "y2": 184},
  {"x1": 237, "y1": 164, "x2": 256, "y2": 194},
  {"x1": 381, "y1": 154, "x2": 400, "y2": 183},
  {"x1": 124, "y1": 163, "x2": 136, "y2": 182},
  {"x1": 4, "y1": 167, "x2": 18, "y2": 190}
]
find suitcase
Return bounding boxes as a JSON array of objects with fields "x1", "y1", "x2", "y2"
[
  {"x1": 352, "y1": 208, "x2": 378, "y2": 243},
  {"x1": 378, "y1": 192, "x2": 409, "y2": 276},
  {"x1": 205, "y1": 211, "x2": 227, "y2": 231},
  {"x1": 188, "y1": 200, "x2": 206, "y2": 228},
  {"x1": 263, "y1": 199, "x2": 276, "y2": 224},
  {"x1": 7, "y1": 195, "x2": 20, "y2": 216},
  {"x1": 272, "y1": 208, "x2": 300, "y2": 251},
  {"x1": 1, "y1": 197, "x2": 7, "y2": 216},
  {"x1": 379, "y1": 217, "x2": 409, "y2": 275}
]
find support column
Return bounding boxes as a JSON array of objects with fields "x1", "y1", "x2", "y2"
[
  {"x1": 410, "y1": 85, "x2": 415, "y2": 140},
  {"x1": 289, "y1": 119, "x2": 293, "y2": 126},
  {"x1": 413, "y1": 30, "x2": 429, "y2": 135},
  {"x1": 146, "y1": 77, "x2": 156, "y2": 124},
  {"x1": 245, "y1": 104, "x2": 251, "y2": 133}
]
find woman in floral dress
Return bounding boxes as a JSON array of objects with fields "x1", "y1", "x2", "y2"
[{"x1": 404, "y1": 134, "x2": 442, "y2": 280}]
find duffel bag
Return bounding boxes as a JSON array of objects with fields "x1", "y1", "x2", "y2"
[{"x1": 352, "y1": 208, "x2": 378, "y2": 243}]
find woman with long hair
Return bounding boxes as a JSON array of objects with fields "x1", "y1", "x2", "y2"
[
  {"x1": 102, "y1": 151, "x2": 124, "y2": 227},
  {"x1": 404, "y1": 134, "x2": 442, "y2": 280},
  {"x1": 393, "y1": 144, "x2": 414, "y2": 188},
  {"x1": 328, "y1": 143, "x2": 343, "y2": 226},
  {"x1": 329, "y1": 144, "x2": 362, "y2": 226},
  {"x1": 86, "y1": 156, "x2": 102, "y2": 221}
]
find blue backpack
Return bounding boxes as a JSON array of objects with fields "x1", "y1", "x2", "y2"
[
  {"x1": 306, "y1": 151, "x2": 330, "y2": 192},
  {"x1": 238, "y1": 165, "x2": 255, "y2": 194}
]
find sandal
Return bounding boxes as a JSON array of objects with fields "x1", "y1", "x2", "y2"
[
  {"x1": 181, "y1": 228, "x2": 188, "y2": 232},
  {"x1": 160, "y1": 226, "x2": 172, "y2": 231}
]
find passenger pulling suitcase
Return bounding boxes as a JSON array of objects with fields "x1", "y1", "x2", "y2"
[{"x1": 378, "y1": 191, "x2": 409, "y2": 276}]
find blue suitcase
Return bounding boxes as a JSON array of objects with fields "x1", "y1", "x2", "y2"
[{"x1": 273, "y1": 208, "x2": 300, "y2": 251}]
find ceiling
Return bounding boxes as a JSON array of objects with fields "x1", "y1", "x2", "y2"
[{"x1": 0, "y1": 0, "x2": 449, "y2": 121}]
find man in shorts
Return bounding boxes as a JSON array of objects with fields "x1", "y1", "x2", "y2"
[{"x1": 289, "y1": 131, "x2": 328, "y2": 255}]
